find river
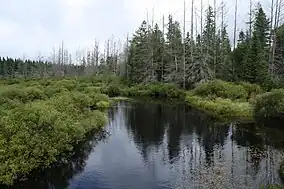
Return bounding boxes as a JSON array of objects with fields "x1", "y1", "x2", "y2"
[{"x1": 6, "y1": 101, "x2": 284, "y2": 189}]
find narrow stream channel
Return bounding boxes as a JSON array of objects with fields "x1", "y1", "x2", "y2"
[{"x1": 6, "y1": 101, "x2": 284, "y2": 189}]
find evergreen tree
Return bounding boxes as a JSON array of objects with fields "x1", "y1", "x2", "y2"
[
  {"x1": 151, "y1": 24, "x2": 164, "y2": 82},
  {"x1": 217, "y1": 27, "x2": 232, "y2": 81},
  {"x1": 202, "y1": 6, "x2": 216, "y2": 77},
  {"x1": 247, "y1": 4, "x2": 270, "y2": 84},
  {"x1": 127, "y1": 21, "x2": 151, "y2": 83},
  {"x1": 164, "y1": 15, "x2": 183, "y2": 84}
]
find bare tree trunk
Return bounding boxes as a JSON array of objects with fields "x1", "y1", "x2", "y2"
[
  {"x1": 190, "y1": 0, "x2": 194, "y2": 83},
  {"x1": 125, "y1": 33, "x2": 129, "y2": 79},
  {"x1": 37, "y1": 51, "x2": 44, "y2": 78},
  {"x1": 61, "y1": 40, "x2": 64, "y2": 76},
  {"x1": 22, "y1": 53, "x2": 27, "y2": 78},
  {"x1": 183, "y1": 0, "x2": 186, "y2": 89},
  {"x1": 249, "y1": 0, "x2": 252, "y2": 40},
  {"x1": 232, "y1": 0, "x2": 238, "y2": 79},
  {"x1": 221, "y1": 1, "x2": 225, "y2": 67},
  {"x1": 106, "y1": 39, "x2": 110, "y2": 74},
  {"x1": 147, "y1": 10, "x2": 154, "y2": 82},
  {"x1": 233, "y1": 0, "x2": 237, "y2": 50},
  {"x1": 200, "y1": 0, "x2": 203, "y2": 53},
  {"x1": 269, "y1": 0, "x2": 275, "y2": 77},
  {"x1": 213, "y1": 0, "x2": 217, "y2": 77},
  {"x1": 152, "y1": 8, "x2": 155, "y2": 80},
  {"x1": 271, "y1": 0, "x2": 282, "y2": 78},
  {"x1": 162, "y1": 15, "x2": 165, "y2": 82}
]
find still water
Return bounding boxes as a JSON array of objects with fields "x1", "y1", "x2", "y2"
[{"x1": 6, "y1": 101, "x2": 284, "y2": 189}]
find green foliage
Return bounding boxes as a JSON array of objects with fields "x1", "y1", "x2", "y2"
[
  {"x1": 186, "y1": 92, "x2": 253, "y2": 119},
  {"x1": 101, "y1": 84, "x2": 122, "y2": 97},
  {"x1": 254, "y1": 89, "x2": 284, "y2": 119},
  {"x1": 0, "y1": 78, "x2": 112, "y2": 185},
  {"x1": 0, "y1": 86, "x2": 46, "y2": 103},
  {"x1": 123, "y1": 83, "x2": 185, "y2": 100},
  {"x1": 96, "y1": 101, "x2": 110, "y2": 109},
  {"x1": 193, "y1": 80, "x2": 248, "y2": 100},
  {"x1": 260, "y1": 185, "x2": 284, "y2": 189}
]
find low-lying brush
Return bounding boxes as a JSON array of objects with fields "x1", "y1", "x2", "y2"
[
  {"x1": 186, "y1": 92, "x2": 253, "y2": 119},
  {"x1": 0, "y1": 78, "x2": 111, "y2": 185},
  {"x1": 254, "y1": 89, "x2": 284, "y2": 119},
  {"x1": 0, "y1": 75, "x2": 282, "y2": 185},
  {"x1": 125, "y1": 83, "x2": 185, "y2": 100},
  {"x1": 193, "y1": 79, "x2": 248, "y2": 100},
  {"x1": 193, "y1": 79, "x2": 262, "y2": 101}
]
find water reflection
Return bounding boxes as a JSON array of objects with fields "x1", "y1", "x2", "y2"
[
  {"x1": 116, "y1": 101, "x2": 283, "y2": 188},
  {"x1": 3, "y1": 101, "x2": 284, "y2": 189}
]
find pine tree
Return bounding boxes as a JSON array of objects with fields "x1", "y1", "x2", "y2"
[
  {"x1": 127, "y1": 21, "x2": 151, "y2": 83},
  {"x1": 232, "y1": 31, "x2": 250, "y2": 81},
  {"x1": 151, "y1": 24, "x2": 164, "y2": 82},
  {"x1": 248, "y1": 4, "x2": 270, "y2": 84},
  {"x1": 217, "y1": 27, "x2": 232, "y2": 80},
  {"x1": 202, "y1": 6, "x2": 216, "y2": 77},
  {"x1": 164, "y1": 15, "x2": 183, "y2": 84}
]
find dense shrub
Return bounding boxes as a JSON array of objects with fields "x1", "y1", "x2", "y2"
[
  {"x1": 254, "y1": 89, "x2": 284, "y2": 119},
  {"x1": 44, "y1": 86, "x2": 69, "y2": 98},
  {"x1": 186, "y1": 92, "x2": 253, "y2": 119},
  {"x1": 123, "y1": 83, "x2": 185, "y2": 100},
  {"x1": 50, "y1": 79, "x2": 77, "y2": 91},
  {"x1": 145, "y1": 83, "x2": 185, "y2": 99},
  {"x1": 193, "y1": 79, "x2": 248, "y2": 100},
  {"x1": 0, "y1": 86, "x2": 46, "y2": 103},
  {"x1": 101, "y1": 84, "x2": 122, "y2": 97},
  {"x1": 0, "y1": 78, "x2": 113, "y2": 185},
  {"x1": 238, "y1": 82, "x2": 263, "y2": 97},
  {"x1": 0, "y1": 92, "x2": 108, "y2": 185},
  {"x1": 82, "y1": 86, "x2": 101, "y2": 93}
]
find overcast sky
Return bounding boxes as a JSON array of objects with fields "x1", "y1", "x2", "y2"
[{"x1": 0, "y1": 0, "x2": 272, "y2": 59}]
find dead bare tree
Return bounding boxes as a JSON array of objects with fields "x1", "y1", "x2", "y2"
[
  {"x1": 183, "y1": 0, "x2": 186, "y2": 88},
  {"x1": 233, "y1": 0, "x2": 238, "y2": 50},
  {"x1": 36, "y1": 51, "x2": 44, "y2": 78},
  {"x1": 162, "y1": 15, "x2": 165, "y2": 81}
]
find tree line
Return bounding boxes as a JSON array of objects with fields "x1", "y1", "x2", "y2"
[
  {"x1": 0, "y1": 1, "x2": 283, "y2": 89},
  {"x1": 126, "y1": 2, "x2": 284, "y2": 88}
]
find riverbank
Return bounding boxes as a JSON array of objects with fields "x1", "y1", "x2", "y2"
[
  {"x1": 0, "y1": 78, "x2": 111, "y2": 185},
  {"x1": 1, "y1": 76, "x2": 284, "y2": 186},
  {"x1": 100, "y1": 79, "x2": 260, "y2": 121}
]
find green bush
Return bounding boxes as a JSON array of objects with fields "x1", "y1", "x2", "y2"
[
  {"x1": 186, "y1": 92, "x2": 253, "y2": 119},
  {"x1": 254, "y1": 89, "x2": 284, "y2": 119},
  {"x1": 238, "y1": 82, "x2": 263, "y2": 99},
  {"x1": 193, "y1": 79, "x2": 248, "y2": 100},
  {"x1": 50, "y1": 79, "x2": 77, "y2": 91},
  {"x1": 0, "y1": 92, "x2": 108, "y2": 185},
  {"x1": 260, "y1": 185, "x2": 284, "y2": 189},
  {"x1": 122, "y1": 83, "x2": 185, "y2": 100},
  {"x1": 0, "y1": 86, "x2": 46, "y2": 103},
  {"x1": 44, "y1": 86, "x2": 69, "y2": 98},
  {"x1": 96, "y1": 101, "x2": 110, "y2": 109},
  {"x1": 101, "y1": 84, "x2": 122, "y2": 97},
  {"x1": 83, "y1": 86, "x2": 101, "y2": 93}
]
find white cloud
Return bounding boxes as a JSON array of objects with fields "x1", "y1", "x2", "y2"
[{"x1": 0, "y1": 0, "x2": 276, "y2": 59}]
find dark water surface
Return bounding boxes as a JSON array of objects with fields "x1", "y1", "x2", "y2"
[{"x1": 5, "y1": 101, "x2": 284, "y2": 189}]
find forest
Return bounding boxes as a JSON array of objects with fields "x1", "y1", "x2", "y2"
[
  {"x1": 0, "y1": 2, "x2": 283, "y2": 89},
  {"x1": 1, "y1": 0, "x2": 284, "y2": 187}
]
